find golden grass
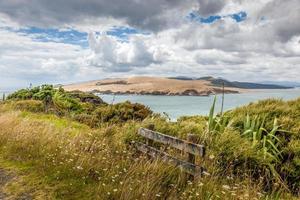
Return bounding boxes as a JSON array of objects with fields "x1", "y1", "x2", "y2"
[{"x1": 0, "y1": 108, "x2": 297, "y2": 199}]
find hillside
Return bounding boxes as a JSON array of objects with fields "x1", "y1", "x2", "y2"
[
  {"x1": 171, "y1": 76, "x2": 293, "y2": 89},
  {"x1": 63, "y1": 76, "x2": 291, "y2": 96}
]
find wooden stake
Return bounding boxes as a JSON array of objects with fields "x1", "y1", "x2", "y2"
[{"x1": 185, "y1": 134, "x2": 197, "y2": 181}]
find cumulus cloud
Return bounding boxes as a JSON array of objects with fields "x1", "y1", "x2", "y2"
[
  {"x1": 0, "y1": 0, "x2": 230, "y2": 31},
  {"x1": 0, "y1": 28, "x2": 91, "y2": 88},
  {"x1": 87, "y1": 32, "x2": 159, "y2": 72},
  {"x1": 197, "y1": 0, "x2": 227, "y2": 16},
  {"x1": 0, "y1": 0, "x2": 300, "y2": 88},
  {"x1": 258, "y1": 0, "x2": 300, "y2": 42}
]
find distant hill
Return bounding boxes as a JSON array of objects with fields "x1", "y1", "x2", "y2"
[
  {"x1": 259, "y1": 81, "x2": 300, "y2": 88},
  {"x1": 64, "y1": 76, "x2": 293, "y2": 97},
  {"x1": 64, "y1": 76, "x2": 241, "y2": 96},
  {"x1": 168, "y1": 76, "x2": 194, "y2": 80},
  {"x1": 170, "y1": 76, "x2": 293, "y2": 89}
]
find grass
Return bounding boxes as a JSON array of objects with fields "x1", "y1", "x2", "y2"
[
  {"x1": 0, "y1": 87, "x2": 299, "y2": 199},
  {"x1": 0, "y1": 109, "x2": 285, "y2": 199}
]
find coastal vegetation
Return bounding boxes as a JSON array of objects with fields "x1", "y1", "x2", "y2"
[{"x1": 0, "y1": 85, "x2": 299, "y2": 199}]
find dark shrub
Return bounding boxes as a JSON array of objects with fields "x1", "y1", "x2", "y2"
[
  {"x1": 67, "y1": 90, "x2": 106, "y2": 105},
  {"x1": 52, "y1": 90, "x2": 82, "y2": 115},
  {"x1": 7, "y1": 89, "x2": 33, "y2": 100},
  {"x1": 94, "y1": 101, "x2": 152, "y2": 123}
]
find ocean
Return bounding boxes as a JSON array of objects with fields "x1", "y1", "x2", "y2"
[{"x1": 98, "y1": 88, "x2": 300, "y2": 120}]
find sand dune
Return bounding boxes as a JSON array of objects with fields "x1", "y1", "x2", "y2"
[{"x1": 63, "y1": 76, "x2": 245, "y2": 96}]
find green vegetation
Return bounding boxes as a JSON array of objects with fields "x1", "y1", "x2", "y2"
[
  {"x1": 0, "y1": 86, "x2": 299, "y2": 199},
  {"x1": 6, "y1": 85, "x2": 152, "y2": 125}
]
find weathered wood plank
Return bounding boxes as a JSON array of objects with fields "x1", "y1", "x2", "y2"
[
  {"x1": 134, "y1": 142, "x2": 203, "y2": 176},
  {"x1": 138, "y1": 128, "x2": 205, "y2": 157},
  {"x1": 186, "y1": 134, "x2": 197, "y2": 181}
]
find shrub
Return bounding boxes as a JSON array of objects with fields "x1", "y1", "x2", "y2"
[
  {"x1": 93, "y1": 101, "x2": 152, "y2": 123},
  {"x1": 7, "y1": 88, "x2": 34, "y2": 100},
  {"x1": 67, "y1": 90, "x2": 106, "y2": 105},
  {"x1": 52, "y1": 90, "x2": 82, "y2": 115}
]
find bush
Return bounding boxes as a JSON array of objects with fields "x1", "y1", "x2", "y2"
[
  {"x1": 93, "y1": 101, "x2": 152, "y2": 123},
  {"x1": 7, "y1": 88, "x2": 34, "y2": 100},
  {"x1": 52, "y1": 90, "x2": 82, "y2": 115},
  {"x1": 67, "y1": 90, "x2": 106, "y2": 105}
]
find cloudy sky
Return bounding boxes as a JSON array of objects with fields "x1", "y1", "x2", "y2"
[{"x1": 0, "y1": 0, "x2": 299, "y2": 89}]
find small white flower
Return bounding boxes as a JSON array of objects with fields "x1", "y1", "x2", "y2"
[{"x1": 222, "y1": 185, "x2": 230, "y2": 190}]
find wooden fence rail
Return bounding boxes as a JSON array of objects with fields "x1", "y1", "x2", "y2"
[
  {"x1": 138, "y1": 128, "x2": 205, "y2": 157},
  {"x1": 133, "y1": 126, "x2": 206, "y2": 180}
]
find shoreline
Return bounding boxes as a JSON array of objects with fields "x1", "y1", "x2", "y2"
[{"x1": 91, "y1": 89, "x2": 240, "y2": 97}]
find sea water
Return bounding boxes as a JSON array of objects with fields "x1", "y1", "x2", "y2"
[{"x1": 98, "y1": 88, "x2": 300, "y2": 120}]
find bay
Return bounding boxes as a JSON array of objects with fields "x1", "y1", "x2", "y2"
[{"x1": 98, "y1": 88, "x2": 300, "y2": 120}]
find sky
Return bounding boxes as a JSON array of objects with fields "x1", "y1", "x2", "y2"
[{"x1": 0, "y1": 0, "x2": 300, "y2": 90}]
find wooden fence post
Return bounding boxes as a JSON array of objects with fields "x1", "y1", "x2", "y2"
[
  {"x1": 145, "y1": 124, "x2": 155, "y2": 160},
  {"x1": 185, "y1": 134, "x2": 197, "y2": 181},
  {"x1": 146, "y1": 124, "x2": 155, "y2": 147}
]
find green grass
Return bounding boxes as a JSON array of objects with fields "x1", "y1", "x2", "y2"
[{"x1": 0, "y1": 88, "x2": 300, "y2": 199}]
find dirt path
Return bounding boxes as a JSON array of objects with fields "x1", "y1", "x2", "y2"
[
  {"x1": 0, "y1": 168, "x2": 14, "y2": 199},
  {"x1": 0, "y1": 168, "x2": 32, "y2": 200}
]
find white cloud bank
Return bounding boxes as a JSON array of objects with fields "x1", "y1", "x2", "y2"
[{"x1": 0, "y1": 0, "x2": 300, "y2": 89}]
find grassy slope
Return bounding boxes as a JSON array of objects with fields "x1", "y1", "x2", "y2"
[{"x1": 0, "y1": 97, "x2": 299, "y2": 199}]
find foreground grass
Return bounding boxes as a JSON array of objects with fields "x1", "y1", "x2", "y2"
[
  {"x1": 0, "y1": 106, "x2": 297, "y2": 199},
  {"x1": 1, "y1": 87, "x2": 300, "y2": 199}
]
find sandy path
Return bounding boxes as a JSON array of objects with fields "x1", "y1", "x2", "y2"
[
  {"x1": 0, "y1": 168, "x2": 32, "y2": 200},
  {"x1": 0, "y1": 168, "x2": 14, "y2": 199}
]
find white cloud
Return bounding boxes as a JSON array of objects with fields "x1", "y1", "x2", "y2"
[
  {"x1": 0, "y1": 28, "x2": 91, "y2": 88},
  {"x1": 87, "y1": 32, "x2": 158, "y2": 72},
  {"x1": 0, "y1": 0, "x2": 300, "y2": 90}
]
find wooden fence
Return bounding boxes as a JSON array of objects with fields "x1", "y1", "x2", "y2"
[{"x1": 132, "y1": 126, "x2": 206, "y2": 180}]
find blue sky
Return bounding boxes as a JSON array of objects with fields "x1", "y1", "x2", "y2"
[
  {"x1": 188, "y1": 11, "x2": 247, "y2": 24},
  {"x1": 10, "y1": 11, "x2": 247, "y2": 49},
  {"x1": 14, "y1": 26, "x2": 147, "y2": 48}
]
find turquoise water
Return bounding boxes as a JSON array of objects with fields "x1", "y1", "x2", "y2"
[{"x1": 98, "y1": 88, "x2": 300, "y2": 120}]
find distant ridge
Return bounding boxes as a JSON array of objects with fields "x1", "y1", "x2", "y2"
[
  {"x1": 260, "y1": 81, "x2": 300, "y2": 88},
  {"x1": 169, "y1": 76, "x2": 293, "y2": 89}
]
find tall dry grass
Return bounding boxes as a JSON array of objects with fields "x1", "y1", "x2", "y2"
[{"x1": 0, "y1": 109, "x2": 289, "y2": 199}]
